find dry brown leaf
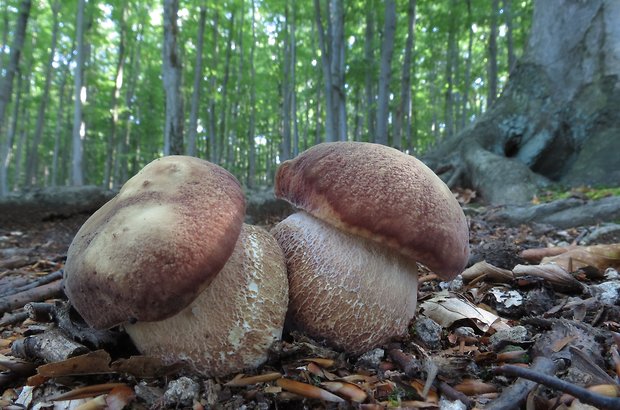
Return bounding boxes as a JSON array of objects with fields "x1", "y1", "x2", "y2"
[
  {"x1": 105, "y1": 385, "x2": 136, "y2": 410},
  {"x1": 542, "y1": 244, "x2": 620, "y2": 273},
  {"x1": 224, "y1": 372, "x2": 282, "y2": 386},
  {"x1": 48, "y1": 383, "x2": 128, "y2": 401},
  {"x1": 520, "y1": 246, "x2": 575, "y2": 263},
  {"x1": 512, "y1": 264, "x2": 585, "y2": 291},
  {"x1": 419, "y1": 291, "x2": 505, "y2": 332},
  {"x1": 276, "y1": 378, "x2": 345, "y2": 402},
  {"x1": 321, "y1": 381, "x2": 367, "y2": 402},
  {"x1": 110, "y1": 355, "x2": 184, "y2": 378},
  {"x1": 461, "y1": 261, "x2": 514, "y2": 283},
  {"x1": 303, "y1": 357, "x2": 335, "y2": 368},
  {"x1": 454, "y1": 378, "x2": 498, "y2": 395},
  {"x1": 37, "y1": 350, "x2": 113, "y2": 378}
]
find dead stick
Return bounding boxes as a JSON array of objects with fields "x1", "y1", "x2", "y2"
[
  {"x1": 495, "y1": 364, "x2": 620, "y2": 410},
  {"x1": 0, "y1": 280, "x2": 64, "y2": 315},
  {"x1": 437, "y1": 380, "x2": 473, "y2": 408},
  {"x1": 388, "y1": 347, "x2": 420, "y2": 377},
  {"x1": 5, "y1": 270, "x2": 63, "y2": 296},
  {"x1": 486, "y1": 356, "x2": 557, "y2": 410},
  {"x1": 0, "y1": 311, "x2": 29, "y2": 327}
]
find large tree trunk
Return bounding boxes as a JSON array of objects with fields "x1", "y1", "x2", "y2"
[{"x1": 425, "y1": 0, "x2": 620, "y2": 205}]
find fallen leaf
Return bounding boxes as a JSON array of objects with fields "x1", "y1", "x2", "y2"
[
  {"x1": 513, "y1": 264, "x2": 585, "y2": 291},
  {"x1": 461, "y1": 261, "x2": 514, "y2": 283},
  {"x1": 543, "y1": 244, "x2": 620, "y2": 273},
  {"x1": 419, "y1": 291, "x2": 505, "y2": 332},
  {"x1": 224, "y1": 372, "x2": 282, "y2": 386},
  {"x1": 48, "y1": 383, "x2": 129, "y2": 401},
  {"x1": 321, "y1": 381, "x2": 367, "y2": 402},
  {"x1": 276, "y1": 378, "x2": 345, "y2": 402}
]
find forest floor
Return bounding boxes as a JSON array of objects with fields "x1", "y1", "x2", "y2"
[{"x1": 0, "y1": 194, "x2": 620, "y2": 410}]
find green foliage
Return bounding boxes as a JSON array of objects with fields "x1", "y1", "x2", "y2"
[
  {"x1": 534, "y1": 186, "x2": 620, "y2": 203},
  {"x1": 0, "y1": 0, "x2": 533, "y2": 191}
]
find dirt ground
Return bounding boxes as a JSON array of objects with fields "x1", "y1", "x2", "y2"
[{"x1": 1, "y1": 204, "x2": 619, "y2": 409}]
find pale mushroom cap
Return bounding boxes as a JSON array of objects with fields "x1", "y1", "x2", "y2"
[
  {"x1": 271, "y1": 212, "x2": 418, "y2": 355},
  {"x1": 64, "y1": 156, "x2": 245, "y2": 329},
  {"x1": 125, "y1": 224, "x2": 289, "y2": 377},
  {"x1": 275, "y1": 142, "x2": 470, "y2": 279}
]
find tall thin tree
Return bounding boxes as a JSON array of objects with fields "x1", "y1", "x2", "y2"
[
  {"x1": 163, "y1": 0, "x2": 184, "y2": 155},
  {"x1": 187, "y1": 1, "x2": 207, "y2": 157},
  {"x1": 71, "y1": 0, "x2": 86, "y2": 186},
  {"x1": 0, "y1": 0, "x2": 31, "y2": 196},
  {"x1": 375, "y1": 0, "x2": 396, "y2": 146}
]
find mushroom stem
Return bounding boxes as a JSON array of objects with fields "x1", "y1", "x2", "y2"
[{"x1": 272, "y1": 212, "x2": 418, "y2": 355}]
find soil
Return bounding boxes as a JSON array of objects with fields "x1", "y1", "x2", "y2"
[{"x1": 1, "y1": 198, "x2": 619, "y2": 409}]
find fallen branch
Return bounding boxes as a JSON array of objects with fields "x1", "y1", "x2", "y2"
[
  {"x1": 0, "y1": 280, "x2": 64, "y2": 315},
  {"x1": 486, "y1": 356, "x2": 557, "y2": 410},
  {"x1": 0, "y1": 269, "x2": 63, "y2": 297},
  {"x1": 495, "y1": 364, "x2": 620, "y2": 410},
  {"x1": 11, "y1": 327, "x2": 89, "y2": 363}
]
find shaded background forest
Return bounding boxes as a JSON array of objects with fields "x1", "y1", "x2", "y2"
[{"x1": 0, "y1": 0, "x2": 532, "y2": 195}]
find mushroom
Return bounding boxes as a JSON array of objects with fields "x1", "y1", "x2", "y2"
[
  {"x1": 271, "y1": 142, "x2": 469, "y2": 354},
  {"x1": 64, "y1": 156, "x2": 288, "y2": 376}
]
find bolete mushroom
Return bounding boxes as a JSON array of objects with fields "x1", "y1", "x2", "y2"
[
  {"x1": 271, "y1": 142, "x2": 469, "y2": 354},
  {"x1": 64, "y1": 156, "x2": 288, "y2": 376}
]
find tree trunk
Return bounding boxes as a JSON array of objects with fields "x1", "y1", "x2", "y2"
[
  {"x1": 51, "y1": 62, "x2": 70, "y2": 187},
  {"x1": 375, "y1": 0, "x2": 396, "y2": 146},
  {"x1": 207, "y1": 10, "x2": 219, "y2": 163},
  {"x1": 217, "y1": 12, "x2": 234, "y2": 165},
  {"x1": 392, "y1": 0, "x2": 416, "y2": 150},
  {"x1": 329, "y1": 0, "x2": 346, "y2": 141},
  {"x1": 363, "y1": 0, "x2": 375, "y2": 141},
  {"x1": 281, "y1": 5, "x2": 292, "y2": 162},
  {"x1": 0, "y1": 0, "x2": 31, "y2": 196},
  {"x1": 103, "y1": 6, "x2": 126, "y2": 189},
  {"x1": 71, "y1": 0, "x2": 86, "y2": 186},
  {"x1": 314, "y1": 0, "x2": 335, "y2": 142},
  {"x1": 444, "y1": 0, "x2": 458, "y2": 139},
  {"x1": 162, "y1": 0, "x2": 184, "y2": 155},
  {"x1": 503, "y1": 0, "x2": 516, "y2": 72},
  {"x1": 25, "y1": 1, "x2": 60, "y2": 189},
  {"x1": 425, "y1": 0, "x2": 620, "y2": 205},
  {"x1": 487, "y1": 0, "x2": 499, "y2": 107},
  {"x1": 247, "y1": 0, "x2": 257, "y2": 188},
  {"x1": 187, "y1": 2, "x2": 207, "y2": 157},
  {"x1": 460, "y1": 0, "x2": 474, "y2": 130}
]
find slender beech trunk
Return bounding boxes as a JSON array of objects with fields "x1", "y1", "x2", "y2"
[
  {"x1": 313, "y1": 0, "x2": 334, "y2": 142},
  {"x1": 71, "y1": 0, "x2": 86, "y2": 186},
  {"x1": 51, "y1": 62, "x2": 70, "y2": 187},
  {"x1": 247, "y1": 0, "x2": 257, "y2": 188},
  {"x1": 227, "y1": 6, "x2": 244, "y2": 169},
  {"x1": 487, "y1": 0, "x2": 499, "y2": 107},
  {"x1": 13, "y1": 64, "x2": 30, "y2": 191},
  {"x1": 290, "y1": 6, "x2": 299, "y2": 157},
  {"x1": 375, "y1": 0, "x2": 396, "y2": 146},
  {"x1": 364, "y1": 0, "x2": 375, "y2": 141},
  {"x1": 444, "y1": 0, "x2": 458, "y2": 139},
  {"x1": 217, "y1": 12, "x2": 234, "y2": 165},
  {"x1": 281, "y1": 5, "x2": 292, "y2": 162},
  {"x1": 103, "y1": 7, "x2": 126, "y2": 188},
  {"x1": 187, "y1": 2, "x2": 207, "y2": 157},
  {"x1": 163, "y1": 0, "x2": 184, "y2": 155},
  {"x1": 461, "y1": 0, "x2": 474, "y2": 130},
  {"x1": 207, "y1": 10, "x2": 219, "y2": 162},
  {"x1": 329, "y1": 0, "x2": 346, "y2": 141},
  {"x1": 26, "y1": 0, "x2": 60, "y2": 188},
  {"x1": 0, "y1": 0, "x2": 31, "y2": 196},
  {"x1": 393, "y1": 0, "x2": 416, "y2": 150}
]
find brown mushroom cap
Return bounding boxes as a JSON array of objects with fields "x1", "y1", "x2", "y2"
[
  {"x1": 275, "y1": 142, "x2": 469, "y2": 279},
  {"x1": 125, "y1": 224, "x2": 289, "y2": 377},
  {"x1": 64, "y1": 156, "x2": 245, "y2": 329},
  {"x1": 271, "y1": 212, "x2": 418, "y2": 354}
]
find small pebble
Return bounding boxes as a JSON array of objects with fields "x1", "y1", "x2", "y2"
[
  {"x1": 164, "y1": 376, "x2": 201, "y2": 407},
  {"x1": 489, "y1": 325, "x2": 529, "y2": 348},
  {"x1": 356, "y1": 348, "x2": 384, "y2": 368},
  {"x1": 413, "y1": 318, "x2": 443, "y2": 350}
]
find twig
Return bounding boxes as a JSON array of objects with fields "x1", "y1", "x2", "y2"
[
  {"x1": 486, "y1": 356, "x2": 557, "y2": 410},
  {"x1": 0, "y1": 280, "x2": 64, "y2": 315},
  {"x1": 437, "y1": 380, "x2": 473, "y2": 408},
  {"x1": 387, "y1": 347, "x2": 420, "y2": 377},
  {"x1": 495, "y1": 364, "x2": 620, "y2": 410},
  {"x1": 2, "y1": 269, "x2": 64, "y2": 297},
  {"x1": 0, "y1": 311, "x2": 29, "y2": 327}
]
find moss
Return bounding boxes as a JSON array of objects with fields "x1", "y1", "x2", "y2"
[{"x1": 533, "y1": 186, "x2": 620, "y2": 203}]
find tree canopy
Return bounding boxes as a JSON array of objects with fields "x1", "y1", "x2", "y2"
[{"x1": 0, "y1": 0, "x2": 533, "y2": 194}]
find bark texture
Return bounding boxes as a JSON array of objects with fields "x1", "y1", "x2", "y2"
[{"x1": 425, "y1": 0, "x2": 620, "y2": 205}]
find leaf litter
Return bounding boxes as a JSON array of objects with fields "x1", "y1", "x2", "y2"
[{"x1": 1, "y1": 211, "x2": 620, "y2": 408}]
